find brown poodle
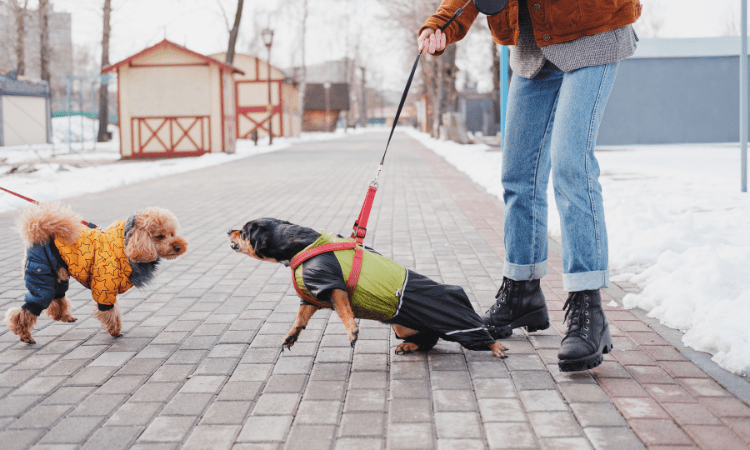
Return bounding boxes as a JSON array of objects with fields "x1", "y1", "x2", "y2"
[{"x1": 4, "y1": 202, "x2": 187, "y2": 343}]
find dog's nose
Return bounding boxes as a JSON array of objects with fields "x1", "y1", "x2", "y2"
[{"x1": 173, "y1": 245, "x2": 182, "y2": 253}]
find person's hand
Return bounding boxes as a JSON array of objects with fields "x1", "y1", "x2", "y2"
[{"x1": 418, "y1": 28, "x2": 446, "y2": 54}]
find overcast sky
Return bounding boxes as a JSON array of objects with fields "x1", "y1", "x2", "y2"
[{"x1": 45, "y1": 0, "x2": 746, "y2": 92}]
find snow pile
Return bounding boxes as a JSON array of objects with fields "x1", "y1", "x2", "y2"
[
  {"x1": 407, "y1": 128, "x2": 750, "y2": 375},
  {"x1": 52, "y1": 116, "x2": 119, "y2": 144}
]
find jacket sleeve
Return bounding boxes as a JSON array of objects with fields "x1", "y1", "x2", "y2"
[
  {"x1": 24, "y1": 250, "x2": 58, "y2": 310},
  {"x1": 419, "y1": 0, "x2": 480, "y2": 56}
]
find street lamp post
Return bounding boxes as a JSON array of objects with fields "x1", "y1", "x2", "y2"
[
  {"x1": 324, "y1": 82, "x2": 331, "y2": 132},
  {"x1": 261, "y1": 28, "x2": 274, "y2": 144}
]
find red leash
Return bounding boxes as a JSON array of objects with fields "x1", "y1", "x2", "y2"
[{"x1": 0, "y1": 186, "x2": 99, "y2": 229}]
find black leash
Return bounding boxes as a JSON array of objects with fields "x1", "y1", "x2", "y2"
[
  {"x1": 372, "y1": 1, "x2": 469, "y2": 184},
  {"x1": 350, "y1": 2, "x2": 469, "y2": 244}
]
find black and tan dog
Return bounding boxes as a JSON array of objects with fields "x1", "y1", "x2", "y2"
[{"x1": 228, "y1": 218, "x2": 506, "y2": 357}]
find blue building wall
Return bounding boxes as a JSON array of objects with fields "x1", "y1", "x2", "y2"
[{"x1": 597, "y1": 38, "x2": 749, "y2": 145}]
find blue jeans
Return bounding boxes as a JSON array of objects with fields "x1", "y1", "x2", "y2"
[{"x1": 502, "y1": 61, "x2": 619, "y2": 292}]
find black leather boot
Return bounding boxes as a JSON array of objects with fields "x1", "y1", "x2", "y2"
[
  {"x1": 558, "y1": 289, "x2": 613, "y2": 372},
  {"x1": 483, "y1": 277, "x2": 550, "y2": 339}
]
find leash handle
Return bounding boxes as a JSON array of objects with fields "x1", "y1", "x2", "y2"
[{"x1": 0, "y1": 186, "x2": 98, "y2": 229}]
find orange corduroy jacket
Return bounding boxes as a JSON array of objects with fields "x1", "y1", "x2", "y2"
[
  {"x1": 54, "y1": 220, "x2": 133, "y2": 306},
  {"x1": 421, "y1": 0, "x2": 641, "y2": 48}
]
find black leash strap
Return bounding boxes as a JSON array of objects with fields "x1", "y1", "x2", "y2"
[{"x1": 373, "y1": 2, "x2": 468, "y2": 183}]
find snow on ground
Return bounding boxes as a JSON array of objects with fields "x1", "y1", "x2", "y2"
[
  {"x1": 0, "y1": 126, "x2": 370, "y2": 214},
  {"x1": 406, "y1": 128, "x2": 750, "y2": 375}
]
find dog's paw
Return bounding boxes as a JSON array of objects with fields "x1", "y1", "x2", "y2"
[
  {"x1": 110, "y1": 332, "x2": 122, "y2": 338},
  {"x1": 349, "y1": 329, "x2": 358, "y2": 348},
  {"x1": 20, "y1": 334, "x2": 35, "y2": 344},
  {"x1": 490, "y1": 342, "x2": 507, "y2": 358},
  {"x1": 394, "y1": 342, "x2": 420, "y2": 355},
  {"x1": 62, "y1": 316, "x2": 77, "y2": 323},
  {"x1": 282, "y1": 333, "x2": 299, "y2": 350}
]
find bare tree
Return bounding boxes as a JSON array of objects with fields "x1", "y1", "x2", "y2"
[
  {"x1": 376, "y1": 0, "x2": 458, "y2": 136},
  {"x1": 225, "y1": 0, "x2": 245, "y2": 64},
  {"x1": 39, "y1": 0, "x2": 50, "y2": 84},
  {"x1": 97, "y1": 0, "x2": 111, "y2": 142},
  {"x1": 8, "y1": 0, "x2": 30, "y2": 75}
]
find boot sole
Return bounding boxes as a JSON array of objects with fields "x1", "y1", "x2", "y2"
[
  {"x1": 487, "y1": 306, "x2": 550, "y2": 339},
  {"x1": 558, "y1": 328, "x2": 614, "y2": 372}
]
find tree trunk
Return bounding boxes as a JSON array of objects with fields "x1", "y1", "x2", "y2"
[
  {"x1": 225, "y1": 0, "x2": 244, "y2": 64},
  {"x1": 298, "y1": 0, "x2": 309, "y2": 114},
  {"x1": 359, "y1": 66, "x2": 367, "y2": 127},
  {"x1": 491, "y1": 41, "x2": 501, "y2": 125},
  {"x1": 12, "y1": 1, "x2": 29, "y2": 76},
  {"x1": 39, "y1": 0, "x2": 50, "y2": 83},
  {"x1": 97, "y1": 0, "x2": 112, "y2": 143}
]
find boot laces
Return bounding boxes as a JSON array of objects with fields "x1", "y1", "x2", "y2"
[
  {"x1": 487, "y1": 278, "x2": 513, "y2": 314},
  {"x1": 563, "y1": 292, "x2": 589, "y2": 338}
]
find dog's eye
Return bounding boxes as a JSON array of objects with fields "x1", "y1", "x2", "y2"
[
  {"x1": 240, "y1": 231, "x2": 246, "y2": 240},
  {"x1": 156, "y1": 235, "x2": 165, "y2": 240}
]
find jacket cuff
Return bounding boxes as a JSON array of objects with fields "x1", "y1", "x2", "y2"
[{"x1": 97, "y1": 303, "x2": 114, "y2": 311}]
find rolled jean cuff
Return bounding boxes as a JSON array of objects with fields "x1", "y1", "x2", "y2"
[
  {"x1": 503, "y1": 259, "x2": 548, "y2": 281},
  {"x1": 563, "y1": 270, "x2": 609, "y2": 292}
]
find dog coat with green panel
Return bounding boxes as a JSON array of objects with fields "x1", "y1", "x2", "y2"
[{"x1": 292, "y1": 232, "x2": 406, "y2": 321}]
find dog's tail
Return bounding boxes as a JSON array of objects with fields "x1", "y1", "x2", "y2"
[{"x1": 17, "y1": 202, "x2": 83, "y2": 247}]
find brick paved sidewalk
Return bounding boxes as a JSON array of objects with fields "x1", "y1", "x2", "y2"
[{"x1": 0, "y1": 131, "x2": 748, "y2": 450}]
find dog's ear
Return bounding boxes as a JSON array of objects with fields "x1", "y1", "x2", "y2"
[
  {"x1": 125, "y1": 225, "x2": 158, "y2": 263},
  {"x1": 243, "y1": 221, "x2": 270, "y2": 259}
]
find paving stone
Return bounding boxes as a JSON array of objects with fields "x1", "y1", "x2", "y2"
[
  {"x1": 303, "y1": 380, "x2": 346, "y2": 400},
  {"x1": 237, "y1": 415, "x2": 293, "y2": 442},
  {"x1": 80, "y1": 425, "x2": 144, "y2": 450},
  {"x1": 161, "y1": 393, "x2": 213, "y2": 416},
  {"x1": 70, "y1": 393, "x2": 127, "y2": 416},
  {"x1": 139, "y1": 415, "x2": 196, "y2": 443},
  {"x1": 433, "y1": 390, "x2": 477, "y2": 412},
  {"x1": 485, "y1": 422, "x2": 536, "y2": 449},
  {"x1": 200, "y1": 401, "x2": 252, "y2": 425},
  {"x1": 295, "y1": 400, "x2": 341, "y2": 424},
  {"x1": 8, "y1": 404, "x2": 73, "y2": 429},
  {"x1": 252, "y1": 393, "x2": 301, "y2": 415},
  {"x1": 131, "y1": 381, "x2": 181, "y2": 402},
  {"x1": 338, "y1": 412, "x2": 385, "y2": 437},
  {"x1": 344, "y1": 389, "x2": 387, "y2": 412},
  {"x1": 41, "y1": 386, "x2": 96, "y2": 405},
  {"x1": 285, "y1": 424, "x2": 336, "y2": 450},
  {"x1": 334, "y1": 437, "x2": 383, "y2": 450},
  {"x1": 106, "y1": 401, "x2": 163, "y2": 426},
  {"x1": 519, "y1": 390, "x2": 568, "y2": 412},
  {"x1": 584, "y1": 427, "x2": 646, "y2": 450},
  {"x1": 434, "y1": 412, "x2": 482, "y2": 439},
  {"x1": 0, "y1": 429, "x2": 44, "y2": 450},
  {"x1": 181, "y1": 425, "x2": 241, "y2": 450},
  {"x1": 263, "y1": 374, "x2": 308, "y2": 393},
  {"x1": 389, "y1": 398, "x2": 432, "y2": 423},
  {"x1": 179, "y1": 375, "x2": 226, "y2": 394},
  {"x1": 38, "y1": 416, "x2": 104, "y2": 444},
  {"x1": 478, "y1": 398, "x2": 526, "y2": 422},
  {"x1": 569, "y1": 402, "x2": 627, "y2": 427},
  {"x1": 387, "y1": 422, "x2": 434, "y2": 449},
  {"x1": 216, "y1": 381, "x2": 263, "y2": 401}
]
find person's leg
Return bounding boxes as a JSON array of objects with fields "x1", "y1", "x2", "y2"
[
  {"x1": 550, "y1": 62, "x2": 618, "y2": 290},
  {"x1": 502, "y1": 62, "x2": 563, "y2": 279},
  {"x1": 484, "y1": 62, "x2": 563, "y2": 339},
  {"x1": 547, "y1": 61, "x2": 619, "y2": 371}
]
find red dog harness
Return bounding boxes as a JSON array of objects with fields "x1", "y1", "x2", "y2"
[{"x1": 290, "y1": 241, "x2": 363, "y2": 309}]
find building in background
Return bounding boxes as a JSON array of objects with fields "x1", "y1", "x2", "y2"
[
  {"x1": 210, "y1": 52, "x2": 301, "y2": 140},
  {"x1": 599, "y1": 37, "x2": 750, "y2": 145},
  {"x1": 0, "y1": 71, "x2": 50, "y2": 146},
  {"x1": 303, "y1": 83, "x2": 349, "y2": 132},
  {"x1": 103, "y1": 39, "x2": 242, "y2": 158},
  {"x1": 0, "y1": 4, "x2": 73, "y2": 109}
]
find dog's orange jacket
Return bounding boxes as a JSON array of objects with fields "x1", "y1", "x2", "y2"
[{"x1": 54, "y1": 220, "x2": 133, "y2": 306}]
